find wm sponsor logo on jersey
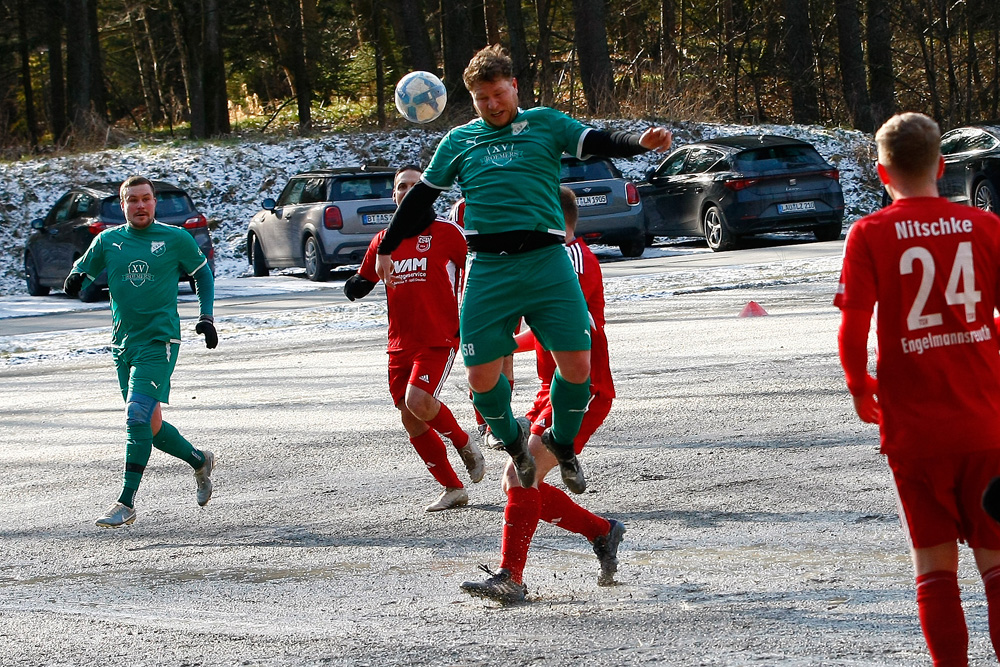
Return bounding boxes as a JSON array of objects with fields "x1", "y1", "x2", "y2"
[
  {"x1": 392, "y1": 257, "x2": 427, "y2": 273},
  {"x1": 125, "y1": 260, "x2": 154, "y2": 286}
]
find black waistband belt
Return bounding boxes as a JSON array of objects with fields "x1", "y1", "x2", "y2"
[{"x1": 467, "y1": 230, "x2": 563, "y2": 255}]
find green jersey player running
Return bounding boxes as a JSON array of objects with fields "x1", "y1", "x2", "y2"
[
  {"x1": 376, "y1": 45, "x2": 671, "y2": 602},
  {"x1": 64, "y1": 175, "x2": 219, "y2": 528}
]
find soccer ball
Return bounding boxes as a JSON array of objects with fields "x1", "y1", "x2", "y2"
[{"x1": 394, "y1": 71, "x2": 447, "y2": 124}]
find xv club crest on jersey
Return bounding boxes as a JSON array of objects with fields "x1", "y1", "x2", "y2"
[
  {"x1": 416, "y1": 235, "x2": 432, "y2": 252},
  {"x1": 126, "y1": 260, "x2": 153, "y2": 286},
  {"x1": 151, "y1": 240, "x2": 166, "y2": 256}
]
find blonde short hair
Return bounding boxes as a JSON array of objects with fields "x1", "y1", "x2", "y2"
[{"x1": 875, "y1": 112, "x2": 941, "y2": 177}]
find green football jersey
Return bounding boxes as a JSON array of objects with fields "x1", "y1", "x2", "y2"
[
  {"x1": 422, "y1": 106, "x2": 589, "y2": 235},
  {"x1": 73, "y1": 221, "x2": 209, "y2": 348}
]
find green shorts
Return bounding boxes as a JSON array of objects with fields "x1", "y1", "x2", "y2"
[
  {"x1": 113, "y1": 341, "x2": 180, "y2": 404},
  {"x1": 460, "y1": 243, "x2": 591, "y2": 366}
]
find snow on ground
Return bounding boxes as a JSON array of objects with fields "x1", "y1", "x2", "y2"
[{"x1": 0, "y1": 120, "x2": 878, "y2": 296}]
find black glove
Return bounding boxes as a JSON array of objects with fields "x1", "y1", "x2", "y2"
[
  {"x1": 196, "y1": 315, "x2": 218, "y2": 349},
  {"x1": 344, "y1": 274, "x2": 376, "y2": 301},
  {"x1": 63, "y1": 272, "x2": 84, "y2": 297},
  {"x1": 985, "y1": 476, "x2": 1000, "y2": 523}
]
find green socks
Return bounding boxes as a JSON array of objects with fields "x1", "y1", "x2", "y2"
[
  {"x1": 153, "y1": 421, "x2": 205, "y2": 469},
  {"x1": 550, "y1": 369, "x2": 591, "y2": 445},
  {"x1": 471, "y1": 373, "x2": 519, "y2": 445},
  {"x1": 119, "y1": 421, "x2": 152, "y2": 508}
]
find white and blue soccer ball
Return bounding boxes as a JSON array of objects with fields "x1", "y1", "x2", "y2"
[{"x1": 394, "y1": 71, "x2": 447, "y2": 124}]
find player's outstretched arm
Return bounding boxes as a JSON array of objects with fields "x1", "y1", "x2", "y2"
[
  {"x1": 378, "y1": 182, "x2": 440, "y2": 255},
  {"x1": 344, "y1": 274, "x2": 376, "y2": 301},
  {"x1": 838, "y1": 308, "x2": 879, "y2": 423},
  {"x1": 581, "y1": 127, "x2": 672, "y2": 158}
]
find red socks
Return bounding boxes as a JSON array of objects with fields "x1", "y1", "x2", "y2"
[
  {"x1": 538, "y1": 482, "x2": 610, "y2": 541},
  {"x1": 426, "y1": 402, "x2": 469, "y2": 448},
  {"x1": 409, "y1": 430, "x2": 462, "y2": 489},
  {"x1": 500, "y1": 486, "x2": 540, "y2": 583},
  {"x1": 983, "y1": 565, "x2": 1000, "y2": 661},
  {"x1": 916, "y1": 570, "x2": 968, "y2": 666}
]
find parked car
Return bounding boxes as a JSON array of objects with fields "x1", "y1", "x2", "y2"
[
  {"x1": 638, "y1": 135, "x2": 845, "y2": 251},
  {"x1": 24, "y1": 181, "x2": 215, "y2": 301},
  {"x1": 937, "y1": 125, "x2": 1000, "y2": 212},
  {"x1": 559, "y1": 155, "x2": 645, "y2": 257},
  {"x1": 247, "y1": 167, "x2": 397, "y2": 281}
]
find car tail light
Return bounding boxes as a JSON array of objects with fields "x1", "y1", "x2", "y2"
[
  {"x1": 183, "y1": 214, "x2": 208, "y2": 229},
  {"x1": 625, "y1": 182, "x2": 640, "y2": 205},
  {"x1": 324, "y1": 206, "x2": 343, "y2": 230},
  {"x1": 87, "y1": 221, "x2": 113, "y2": 234},
  {"x1": 822, "y1": 169, "x2": 840, "y2": 181},
  {"x1": 723, "y1": 177, "x2": 760, "y2": 191},
  {"x1": 583, "y1": 232, "x2": 602, "y2": 240}
]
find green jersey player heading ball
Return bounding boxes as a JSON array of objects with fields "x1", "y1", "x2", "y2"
[
  {"x1": 65, "y1": 175, "x2": 219, "y2": 528},
  {"x1": 376, "y1": 45, "x2": 671, "y2": 602}
]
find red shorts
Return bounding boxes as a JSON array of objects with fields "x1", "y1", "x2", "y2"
[
  {"x1": 527, "y1": 392, "x2": 613, "y2": 454},
  {"x1": 889, "y1": 449, "x2": 1000, "y2": 549},
  {"x1": 387, "y1": 346, "x2": 458, "y2": 406}
]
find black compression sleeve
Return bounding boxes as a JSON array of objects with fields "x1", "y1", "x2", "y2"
[
  {"x1": 581, "y1": 129, "x2": 647, "y2": 158},
  {"x1": 377, "y1": 181, "x2": 441, "y2": 254}
]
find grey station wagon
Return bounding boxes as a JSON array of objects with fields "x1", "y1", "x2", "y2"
[{"x1": 247, "y1": 167, "x2": 396, "y2": 281}]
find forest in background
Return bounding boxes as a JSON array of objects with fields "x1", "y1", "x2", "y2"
[{"x1": 0, "y1": 0, "x2": 997, "y2": 156}]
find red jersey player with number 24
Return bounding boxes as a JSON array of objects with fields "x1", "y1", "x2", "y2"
[{"x1": 835, "y1": 112, "x2": 1000, "y2": 666}]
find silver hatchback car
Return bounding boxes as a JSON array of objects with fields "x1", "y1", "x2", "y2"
[
  {"x1": 560, "y1": 156, "x2": 646, "y2": 257},
  {"x1": 247, "y1": 167, "x2": 396, "y2": 280}
]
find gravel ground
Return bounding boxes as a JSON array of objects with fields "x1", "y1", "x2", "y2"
[{"x1": 0, "y1": 266, "x2": 993, "y2": 666}]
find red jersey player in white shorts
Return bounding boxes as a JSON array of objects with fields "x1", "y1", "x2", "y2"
[
  {"x1": 345, "y1": 166, "x2": 485, "y2": 512},
  {"x1": 836, "y1": 112, "x2": 1000, "y2": 665},
  {"x1": 460, "y1": 186, "x2": 624, "y2": 604}
]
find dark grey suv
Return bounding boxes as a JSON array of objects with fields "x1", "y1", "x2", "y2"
[
  {"x1": 24, "y1": 181, "x2": 215, "y2": 301},
  {"x1": 247, "y1": 167, "x2": 397, "y2": 281}
]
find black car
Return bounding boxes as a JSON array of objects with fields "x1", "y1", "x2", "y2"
[
  {"x1": 638, "y1": 135, "x2": 845, "y2": 251},
  {"x1": 24, "y1": 181, "x2": 215, "y2": 301},
  {"x1": 938, "y1": 125, "x2": 1000, "y2": 212}
]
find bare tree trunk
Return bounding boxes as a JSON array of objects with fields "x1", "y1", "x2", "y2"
[
  {"x1": 127, "y1": 8, "x2": 156, "y2": 128},
  {"x1": 782, "y1": 0, "x2": 819, "y2": 124},
  {"x1": 17, "y1": 0, "x2": 38, "y2": 147},
  {"x1": 372, "y1": 0, "x2": 386, "y2": 127},
  {"x1": 65, "y1": 0, "x2": 93, "y2": 128},
  {"x1": 866, "y1": 0, "x2": 894, "y2": 128},
  {"x1": 440, "y1": 0, "x2": 475, "y2": 113},
  {"x1": 86, "y1": 0, "x2": 106, "y2": 119},
  {"x1": 504, "y1": 0, "x2": 535, "y2": 106},
  {"x1": 535, "y1": 0, "x2": 555, "y2": 106},
  {"x1": 835, "y1": 0, "x2": 874, "y2": 132},
  {"x1": 483, "y1": 0, "x2": 502, "y2": 44},
  {"x1": 660, "y1": 0, "x2": 678, "y2": 87},
  {"x1": 938, "y1": 0, "x2": 959, "y2": 125},
  {"x1": 139, "y1": 5, "x2": 166, "y2": 125},
  {"x1": 467, "y1": 0, "x2": 488, "y2": 51},
  {"x1": 913, "y1": 0, "x2": 943, "y2": 123},
  {"x1": 46, "y1": 0, "x2": 66, "y2": 142},
  {"x1": 167, "y1": 0, "x2": 194, "y2": 123},
  {"x1": 571, "y1": 0, "x2": 618, "y2": 115},
  {"x1": 203, "y1": 0, "x2": 230, "y2": 135},
  {"x1": 396, "y1": 0, "x2": 436, "y2": 72}
]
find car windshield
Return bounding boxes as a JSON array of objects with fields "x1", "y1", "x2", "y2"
[
  {"x1": 734, "y1": 145, "x2": 827, "y2": 171},
  {"x1": 330, "y1": 176, "x2": 394, "y2": 200},
  {"x1": 560, "y1": 159, "x2": 616, "y2": 182},
  {"x1": 100, "y1": 191, "x2": 196, "y2": 221}
]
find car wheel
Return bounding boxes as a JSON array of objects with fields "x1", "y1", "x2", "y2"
[
  {"x1": 813, "y1": 222, "x2": 842, "y2": 242},
  {"x1": 24, "y1": 252, "x2": 50, "y2": 296},
  {"x1": 645, "y1": 234, "x2": 656, "y2": 246},
  {"x1": 973, "y1": 180, "x2": 998, "y2": 212},
  {"x1": 703, "y1": 205, "x2": 738, "y2": 251},
  {"x1": 79, "y1": 281, "x2": 102, "y2": 302},
  {"x1": 618, "y1": 236, "x2": 645, "y2": 258},
  {"x1": 303, "y1": 235, "x2": 329, "y2": 282},
  {"x1": 250, "y1": 234, "x2": 269, "y2": 277}
]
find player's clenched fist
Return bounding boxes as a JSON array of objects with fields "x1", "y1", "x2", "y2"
[{"x1": 639, "y1": 127, "x2": 673, "y2": 153}]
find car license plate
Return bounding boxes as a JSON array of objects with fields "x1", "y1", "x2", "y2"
[
  {"x1": 777, "y1": 201, "x2": 816, "y2": 213},
  {"x1": 576, "y1": 194, "x2": 608, "y2": 207},
  {"x1": 363, "y1": 213, "x2": 393, "y2": 225}
]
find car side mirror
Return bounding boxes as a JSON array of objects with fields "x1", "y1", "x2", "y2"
[
  {"x1": 646, "y1": 169, "x2": 658, "y2": 182},
  {"x1": 31, "y1": 218, "x2": 44, "y2": 230},
  {"x1": 262, "y1": 198, "x2": 276, "y2": 211}
]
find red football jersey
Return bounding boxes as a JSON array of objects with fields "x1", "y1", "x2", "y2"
[
  {"x1": 835, "y1": 197, "x2": 1000, "y2": 459},
  {"x1": 359, "y1": 218, "x2": 466, "y2": 351},
  {"x1": 534, "y1": 238, "x2": 615, "y2": 399}
]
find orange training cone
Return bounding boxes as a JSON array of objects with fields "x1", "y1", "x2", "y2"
[{"x1": 739, "y1": 301, "x2": 768, "y2": 318}]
